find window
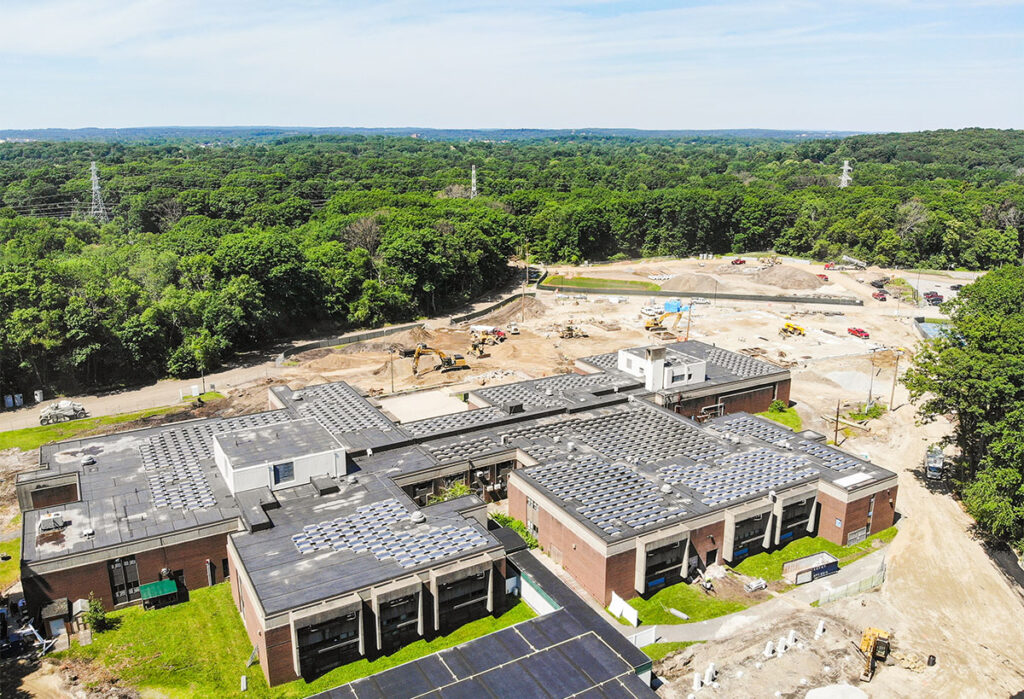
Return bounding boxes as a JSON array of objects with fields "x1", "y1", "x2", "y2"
[
  {"x1": 835, "y1": 518, "x2": 843, "y2": 528},
  {"x1": 867, "y1": 495, "x2": 875, "y2": 518},
  {"x1": 108, "y1": 556, "x2": 141, "y2": 605},
  {"x1": 222, "y1": 558, "x2": 230, "y2": 580},
  {"x1": 273, "y1": 462, "x2": 295, "y2": 485}
]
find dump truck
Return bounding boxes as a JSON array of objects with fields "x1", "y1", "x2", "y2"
[{"x1": 39, "y1": 400, "x2": 88, "y2": 425}]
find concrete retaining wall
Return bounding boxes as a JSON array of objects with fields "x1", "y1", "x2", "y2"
[
  {"x1": 276, "y1": 322, "x2": 425, "y2": 365},
  {"x1": 536, "y1": 280, "x2": 863, "y2": 307},
  {"x1": 449, "y1": 293, "x2": 537, "y2": 325}
]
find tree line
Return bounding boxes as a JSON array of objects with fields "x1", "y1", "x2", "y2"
[{"x1": 0, "y1": 130, "x2": 1022, "y2": 395}]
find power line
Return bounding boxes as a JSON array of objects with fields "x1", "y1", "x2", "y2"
[{"x1": 89, "y1": 161, "x2": 109, "y2": 223}]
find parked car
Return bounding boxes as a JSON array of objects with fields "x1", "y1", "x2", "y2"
[
  {"x1": 870, "y1": 279, "x2": 888, "y2": 289},
  {"x1": 731, "y1": 258, "x2": 746, "y2": 265},
  {"x1": 923, "y1": 290, "x2": 939, "y2": 298},
  {"x1": 691, "y1": 297, "x2": 710, "y2": 305},
  {"x1": 950, "y1": 284, "x2": 963, "y2": 291},
  {"x1": 872, "y1": 292, "x2": 887, "y2": 301},
  {"x1": 928, "y1": 296, "x2": 943, "y2": 306},
  {"x1": 848, "y1": 327, "x2": 870, "y2": 339},
  {"x1": 816, "y1": 274, "x2": 829, "y2": 282}
]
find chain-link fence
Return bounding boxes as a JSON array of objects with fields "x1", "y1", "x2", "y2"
[{"x1": 817, "y1": 559, "x2": 887, "y2": 606}]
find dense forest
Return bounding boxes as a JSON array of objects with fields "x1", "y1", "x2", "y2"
[{"x1": 1, "y1": 128, "x2": 1022, "y2": 395}]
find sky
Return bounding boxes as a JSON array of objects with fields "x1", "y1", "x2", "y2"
[{"x1": 1, "y1": 0, "x2": 1022, "y2": 132}]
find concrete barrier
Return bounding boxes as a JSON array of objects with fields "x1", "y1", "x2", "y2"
[
  {"x1": 276, "y1": 322, "x2": 425, "y2": 365},
  {"x1": 536, "y1": 279, "x2": 863, "y2": 306},
  {"x1": 450, "y1": 293, "x2": 537, "y2": 325}
]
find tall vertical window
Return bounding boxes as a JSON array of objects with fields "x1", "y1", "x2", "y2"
[
  {"x1": 273, "y1": 462, "x2": 295, "y2": 485},
  {"x1": 108, "y1": 556, "x2": 141, "y2": 605}
]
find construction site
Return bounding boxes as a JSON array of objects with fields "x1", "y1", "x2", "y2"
[{"x1": 2, "y1": 255, "x2": 1022, "y2": 699}]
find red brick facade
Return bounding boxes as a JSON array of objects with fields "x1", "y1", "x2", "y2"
[
  {"x1": 689, "y1": 520, "x2": 725, "y2": 567},
  {"x1": 23, "y1": 531, "x2": 229, "y2": 612},
  {"x1": 817, "y1": 485, "x2": 898, "y2": 546},
  {"x1": 672, "y1": 378, "x2": 791, "y2": 420}
]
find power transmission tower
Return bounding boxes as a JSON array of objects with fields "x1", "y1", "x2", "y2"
[
  {"x1": 838, "y1": 159, "x2": 853, "y2": 188},
  {"x1": 471, "y1": 164, "x2": 477, "y2": 199},
  {"x1": 89, "y1": 161, "x2": 109, "y2": 223}
]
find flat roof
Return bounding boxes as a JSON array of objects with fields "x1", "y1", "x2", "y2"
[
  {"x1": 214, "y1": 418, "x2": 341, "y2": 470},
  {"x1": 230, "y1": 473, "x2": 502, "y2": 615}
]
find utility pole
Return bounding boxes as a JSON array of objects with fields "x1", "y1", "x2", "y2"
[
  {"x1": 866, "y1": 348, "x2": 882, "y2": 408},
  {"x1": 889, "y1": 349, "x2": 902, "y2": 408},
  {"x1": 89, "y1": 161, "x2": 109, "y2": 223}
]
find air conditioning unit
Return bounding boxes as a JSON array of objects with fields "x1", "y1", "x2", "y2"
[{"x1": 39, "y1": 512, "x2": 65, "y2": 532}]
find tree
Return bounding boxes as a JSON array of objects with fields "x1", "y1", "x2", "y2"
[{"x1": 83, "y1": 592, "x2": 117, "y2": 632}]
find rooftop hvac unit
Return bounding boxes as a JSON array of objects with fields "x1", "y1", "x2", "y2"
[
  {"x1": 410, "y1": 511, "x2": 426, "y2": 524},
  {"x1": 39, "y1": 512, "x2": 66, "y2": 532}
]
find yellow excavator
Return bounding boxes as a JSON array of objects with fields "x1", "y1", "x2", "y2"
[
  {"x1": 467, "y1": 340, "x2": 488, "y2": 359},
  {"x1": 857, "y1": 627, "x2": 891, "y2": 682},
  {"x1": 411, "y1": 344, "x2": 469, "y2": 376},
  {"x1": 779, "y1": 322, "x2": 805, "y2": 336},
  {"x1": 645, "y1": 312, "x2": 683, "y2": 332}
]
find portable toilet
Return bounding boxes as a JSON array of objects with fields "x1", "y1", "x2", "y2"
[{"x1": 664, "y1": 299, "x2": 682, "y2": 313}]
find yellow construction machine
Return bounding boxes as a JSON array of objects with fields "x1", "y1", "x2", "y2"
[
  {"x1": 467, "y1": 341, "x2": 489, "y2": 359},
  {"x1": 857, "y1": 627, "x2": 891, "y2": 682},
  {"x1": 645, "y1": 312, "x2": 683, "y2": 332},
  {"x1": 559, "y1": 325, "x2": 588, "y2": 339},
  {"x1": 779, "y1": 322, "x2": 806, "y2": 336},
  {"x1": 410, "y1": 344, "x2": 469, "y2": 376}
]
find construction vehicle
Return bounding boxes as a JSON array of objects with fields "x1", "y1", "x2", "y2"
[
  {"x1": 507, "y1": 322, "x2": 520, "y2": 335},
  {"x1": 410, "y1": 344, "x2": 469, "y2": 376},
  {"x1": 779, "y1": 322, "x2": 805, "y2": 336},
  {"x1": 925, "y1": 445, "x2": 945, "y2": 480},
  {"x1": 645, "y1": 312, "x2": 683, "y2": 332},
  {"x1": 467, "y1": 341, "x2": 489, "y2": 359},
  {"x1": 558, "y1": 325, "x2": 588, "y2": 339},
  {"x1": 472, "y1": 330, "x2": 504, "y2": 346},
  {"x1": 857, "y1": 627, "x2": 892, "y2": 681},
  {"x1": 39, "y1": 400, "x2": 87, "y2": 425}
]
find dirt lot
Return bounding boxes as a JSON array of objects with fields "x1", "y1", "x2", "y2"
[{"x1": 2, "y1": 257, "x2": 1018, "y2": 697}]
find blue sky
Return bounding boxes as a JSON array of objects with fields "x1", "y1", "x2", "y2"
[{"x1": 1, "y1": 0, "x2": 1022, "y2": 131}]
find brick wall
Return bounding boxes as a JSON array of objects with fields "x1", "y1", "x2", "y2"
[
  {"x1": 30, "y1": 483, "x2": 79, "y2": 509},
  {"x1": 228, "y1": 552, "x2": 300, "y2": 686},
  {"x1": 817, "y1": 486, "x2": 898, "y2": 546},
  {"x1": 23, "y1": 531, "x2": 229, "y2": 612},
  {"x1": 508, "y1": 481, "x2": 527, "y2": 523},
  {"x1": 671, "y1": 378, "x2": 789, "y2": 420},
  {"x1": 535, "y1": 505, "x2": 609, "y2": 604},
  {"x1": 605, "y1": 548, "x2": 637, "y2": 604},
  {"x1": 690, "y1": 521, "x2": 725, "y2": 566}
]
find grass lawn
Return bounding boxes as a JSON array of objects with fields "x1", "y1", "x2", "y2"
[
  {"x1": 181, "y1": 391, "x2": 226, "y2": 402},
  {"x1": 627, "y1": 581, "x2": 748, "y2": 626},
  {"x1": 0, "y1": 406, "x2": 178, "y2": 451},
  {"x1": 57, "y1": 583, "x2": 535, "y2": 698},
  {"x1": 0, "y1": 538, "x2": 19, "y2": 590},
  {"x1": 641, "y1": 641, "x2": 701, "y2": 662},
  {"x1": 733, "y1": 527, "x2": 898, "y2": 582},
  {"x1": 544, "y1": 274, "x2": 660, "y2": 291},
  {"x1": 757, "y1": 407, "x2": 802, "y2": 431}
]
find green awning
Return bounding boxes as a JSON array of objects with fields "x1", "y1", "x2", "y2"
[{"x1": 139, "y1": 579, "x2": 177, "y2": 600}]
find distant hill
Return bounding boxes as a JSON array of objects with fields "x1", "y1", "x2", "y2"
[
  {"x1": 0, "y1": 125, "x2": 860, "y2": 144},
  {"x1": 828, "y1": 128, "x2": 1024, "y2": 169}
]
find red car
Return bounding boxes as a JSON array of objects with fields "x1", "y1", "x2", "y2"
[
  {"x1": 848, "y1": 327, "x2": 870, "y2": 338},
  {"x1": 872, "y1": 291, "x2": 887, "y2": 301},
  {"x1": 731, "y1": 258, "x2": 746, "y2": 265},
  {"x1": 816, "y1": 274, "x2": 829, "y2": 282}
]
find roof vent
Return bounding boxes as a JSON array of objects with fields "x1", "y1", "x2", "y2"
[
  {"x1": 346, "y1": 475, "x2": 358, "y2": 485},
  {"x1": 660, "y1": 484, "x2": 673, "y2": 494},
  {"x1": 293, "y1": 392, "x2": 304, "y2": 401},
  {"x1": 410, "y1": 511, "x2": 426, "y2": 524},
  {"x1": 566, "y1": 441, "x2": 576, "y2": 452},
  {"x1": 83, "y1": 528, "x2": 95, "y2": 538}
]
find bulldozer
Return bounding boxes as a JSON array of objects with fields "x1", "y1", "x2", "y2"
[
  {"x1": 857, "y1": 627, "x2": 892, "y2": 682},
  {"x1": 558, "y1": 325, "x2": 588, "y2": 339},
  {"x1": 410, "y1": 344, "x2": 469, "y2": 376},
  {"x1": 39, "y1": 400, "x2": 88, "y2": 425},
  {"x1": 779, "y1": 322, "x2": 806, "y2": 337},
  {"x1": 645, "y1": 311, "x2": 683, "y2": 332}
]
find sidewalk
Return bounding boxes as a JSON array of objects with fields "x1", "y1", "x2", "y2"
[{"x1": 650, "y1": 549, "x2": 888, "y2": 643}]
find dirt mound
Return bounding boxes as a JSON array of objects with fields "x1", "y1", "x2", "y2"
[
  {"x1": 660, "y1": 272, "x2": 727, "y2": 293},
  {"x1": 753, "y1": 265, "x2": 824, "y2": 290},
  {"x1": 480, "y1": 296, "x2": 548, "y2": 325}
]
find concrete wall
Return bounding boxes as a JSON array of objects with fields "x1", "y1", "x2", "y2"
[
  {"x1": 216, "y1": 445, "x2": 345, "y2": 495},
  {"x1": 23, "y1": 531, "x2": 229, "y2": 612}
]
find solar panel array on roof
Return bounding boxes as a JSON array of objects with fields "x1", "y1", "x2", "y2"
[
  {"x1": 294, "y1": 383, "x2": 396, "y2": 435},
  {"x1": 403, "y1": 406, "x2": 504, "y2": 437},
  {"x1": 713, "y1": 414, "x2": 795, "y2": 444},
  {"x1": 796, "y1": 440, "x2": 862, "y2": 472},
  {"x1": 529, "y1": 456, "x2": 685, "y2": 535},
  {"x1": 570, "y1": 408, "x2": 729, "y2": 464},
  {"x1": 474, "y1": 382, "x2": 563, "y2": 409},
  {"x1": 705, "y1": 346, "x2": 777, "y2": 378},
  {"x1": 140, "y1": 411, "x2": 292, "y2": 512},
  {"x1": 578, "y1": 352, "x2": 618, "y2": 371},
  {"x1": 658, "y1": 447, "x2": 817, "y2": 506},
  {"x1": 427, "y1": 436, "x2": 502, "y2": 464},
  {"x1": 290, "y1": 498, "x2": 489, "y2": 568}
]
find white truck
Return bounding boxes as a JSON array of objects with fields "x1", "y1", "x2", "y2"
[{"x1": 925, "y1": 445, "x2": 945, "y2": 480}]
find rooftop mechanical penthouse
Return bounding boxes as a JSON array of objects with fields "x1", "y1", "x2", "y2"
[{"x1": 16, "y1": 341, "x2": 896, "y2": 687}]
